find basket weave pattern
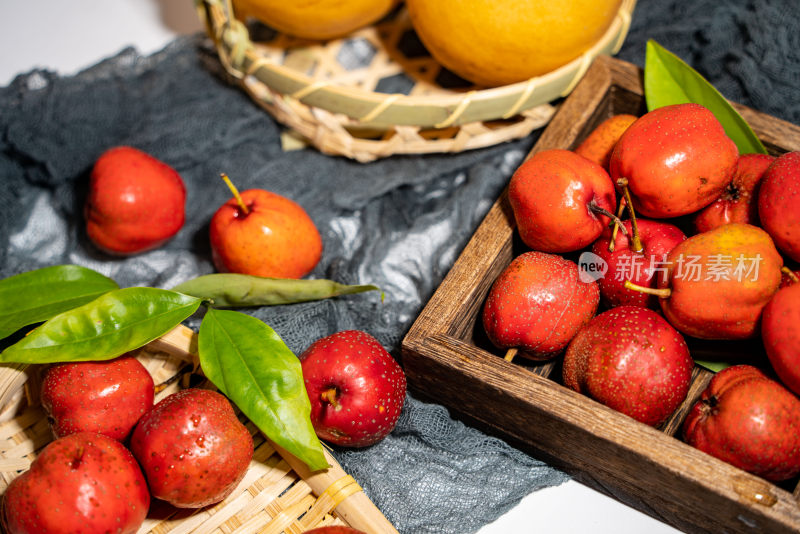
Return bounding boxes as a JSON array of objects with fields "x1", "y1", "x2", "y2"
[
  {"x1": 197, "y1": 0, "x2": 636, "y2": 162},
  {"x1": 0, "y1": 326, "x2": 397, "y2": 534}
]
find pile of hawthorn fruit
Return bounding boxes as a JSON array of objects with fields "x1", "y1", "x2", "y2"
[
  {"x1": 1, "y1": 147, "x2": 407, "y2": 534},
  {"x1": 2, "y1": 340, "x2": 404, "y2": 534},
  {"x1": 481, "y1": 102, "x2": 800, "y2": 484},
  {"x1": 2, "y1": 365, "x2": 254, "y2": 533}
]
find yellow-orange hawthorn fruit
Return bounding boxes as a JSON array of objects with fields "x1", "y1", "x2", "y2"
[{"x1": 574, "y1": 114, "x2": 638, "y2": 170}]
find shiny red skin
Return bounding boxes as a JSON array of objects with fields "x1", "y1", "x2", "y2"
[
  {"x1": 508, "y1": 148, "x2": 616, "y2": 253},
  {"x1": 130, "y1": 388, "x2": 253, "y2": 508},
  {"x1": 85, "y1": 146, "x2": 186, "y2": 255},
  {"x1": 2, "y1": 432, "x2": 149, "y2": 534},
  {"x1": 683, "y1": 365, "x2": 800, "y2": 482},
  {"x1": 762, "y1": 283, "x2": 800, "y2": 396},
  {"x1": 592, "y1": 219, "x2": 686, "y2": 309},
  {"x1": 758, "y1": 151, "x2": 800, "y2": 262},
  {"x1": 209, "y1": 188, "x2": 322, "y2": 279},
  {"x1": 658, "y1": 223, "x2": 783, "y2": 340},
  {"x1": 299, "y1": 330, "x2": 406, "y2": 448},
  {"x1": 563, "y1": 306, "x2": 692, "y2": 426},
  {"x1": 41, "y1": 355, "x2": 154, "y2": 441},
  {"x1": 305, "y1": 526, "x2": 367, "y2": 534},
  {"x1": 482, "y1": 251, "x2": 600, "y2": 360},
  {"x1": 694, "y1": 153, "x2": 775, "y2": 233},
  {"x1": 609, "y1": 103, "x2": 739, "y2": 218}
]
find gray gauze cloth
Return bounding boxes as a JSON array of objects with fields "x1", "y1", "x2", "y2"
[{"x1": 2, "y1": 0, "x2": 799, "y2": 532}]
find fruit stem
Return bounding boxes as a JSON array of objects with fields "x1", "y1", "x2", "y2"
[
  {"x1": 320, "y1": 388, "x2": 340, "y2": 410},
  {"x1": 589, "y1": 202, "x2": 629, "y2": 237},
  {"x1": 608, "y1": 200, "x2": 627, "y2": 253},
  {"x1": 616, "y1": 178, "x2": 644, "y2": 254},
  {"x1": 624, "y1": 279, "x2": 672, "y2": 298},
  {"x1": 154, "y1": 363, "x2": 193, "y2": 394},
  {"x1": 504, "y1": 348, "x2": 517, "y2": 363},
  {"x1": 220, "y1": 173, "x2": 249, "y2": 215},
  {"x1": 782, "y1": 266, "x2": 799, "y2": 284}
]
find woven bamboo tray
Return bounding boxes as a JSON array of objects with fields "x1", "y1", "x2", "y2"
[
  {"x1": 0, "y1": 324, "x2": 399, "y2": 534},
  {"x1": 195, "y1": 0, "x2": 637, "y2": 162},
  {"x1": 401, "y1": 55, "x2": 800, "y2": 533}
]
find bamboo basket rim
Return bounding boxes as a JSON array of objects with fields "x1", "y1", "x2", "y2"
[
  {"x1": 197, "y1": 0, "x2": 638, "y2": 129},
  {"x1": 0, "y1": 325, "x2": 399, "y2": 534}
]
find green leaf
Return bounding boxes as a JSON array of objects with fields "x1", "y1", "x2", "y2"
[
  {"x1": 0, "y1": 265, "x2": 119, "y2": 339},
  {"x1": 172, "y1": 273, "x2": 381, "y2": 308},
  {"x1": 0, "y1": 287, "x2": 201, "y2": 364},
  {"x1": 198, "y1": 308, "x2": 328, "y2": 471},
  {"x1": 644, "y1": 39, "x2": 768, "y2": 155},
  {"x1": 693, "y1": 359, "x2": 730, "y2": 373}
]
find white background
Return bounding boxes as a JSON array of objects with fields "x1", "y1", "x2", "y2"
[{"x1": 0, "y1": 2, "x2": 682, "y2": 533}]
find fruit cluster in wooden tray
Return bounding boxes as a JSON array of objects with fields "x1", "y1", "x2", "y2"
[{"x1": 402, "y1": 55, "x2": 800, "y2": 534}]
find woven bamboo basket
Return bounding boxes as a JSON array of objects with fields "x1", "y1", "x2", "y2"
[
  {"x1": 0, "y1": 324, "x2": 399, "y2": 534},
  {"x1": 195, "y1": 0, "x2": 637, "y2": 162}
]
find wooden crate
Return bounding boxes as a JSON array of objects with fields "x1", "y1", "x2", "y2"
[
  {"x1": 401, "y1": 55, "x2": 800, "y2": 534},
  {"x1": 0, "y1": 325, "x2": 399, "y2": 534}
]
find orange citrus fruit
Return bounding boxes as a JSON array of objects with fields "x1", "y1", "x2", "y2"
[
  {"x1": 406, "y1": 0, "x2": 623, "y2": 87},
  {"x1": 232, "y1": 0, "x2": 399, "y2": 40}
]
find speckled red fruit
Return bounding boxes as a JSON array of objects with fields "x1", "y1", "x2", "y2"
[
  {"x1": 508, "y1": 148, "x2": 616, "y2": 253},
  {"x1": 609, "y1": 103, "x2": 739, "y2": 218},
  {"x1": 209, "y1": 188, "x2": 322, "y2": 279},
  {"x1": 762, "y1": 283, "x2": 800, "y2": 396},
  {"x1": 305, "y1": 527, "x2": 366, "y2": 534},
  {"x1": 563, "y1": 306, "x2": 693, "y2": 426},
  {"x1": 85, "y1": 146, "x2": 186, "y2": 255},
  {"x1": 2, "y1": 432, "x2": 149, "y2": 534},
  {"x1": 482, "y1": 251, "x2": 599, "y2": 360},
  {"x1": 129, "y1": 388, "x2": 253, "y2": 508},
  {"x1": 592, "y1": 219, "x2": 686, "y2": 309},
  {"x1": 694, "y1": 153, "x2": 774, "y2": 233},
  {"x1": 758, "y1": 151, "x2": 800, "y2": 262},
  {"x1": 683, "y1": 365, "x2": 800, "y2": 482},
  {"x1": 657, "y1": 223, "x2": 783, "y2": 340},
  {"x1": 40, "y1": 355, "x2": 154, "y2": 441},
  {"x1": 299, "y1": 330, "x2": 406, "y2": 448}
]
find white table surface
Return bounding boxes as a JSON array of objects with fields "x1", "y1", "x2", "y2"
[{"x1": 0, "y1": 2, "x2": 683, "y2": 533}]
